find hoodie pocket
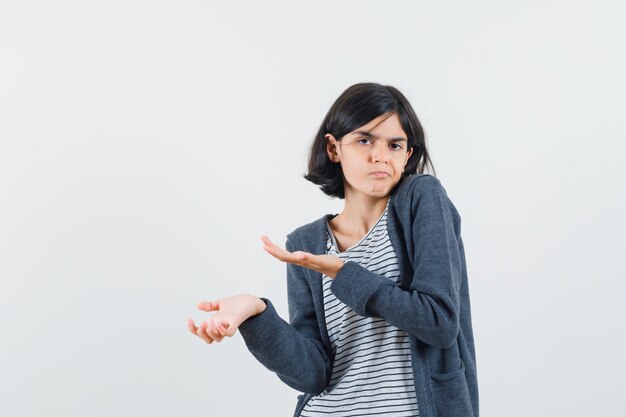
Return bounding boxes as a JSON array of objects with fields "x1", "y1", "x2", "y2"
[{"x1": 430, "y1": 360, "x2": 474, "y2": 417}]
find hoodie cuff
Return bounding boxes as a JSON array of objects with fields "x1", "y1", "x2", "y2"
[
  {"x1": 330, "y1": 261, "x2": 391, "y2": 316},
  {"x1": 238, "y1": 298, "x2": 284, "y2": 348}
]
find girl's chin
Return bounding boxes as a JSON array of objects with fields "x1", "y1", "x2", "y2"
[
  {"x1": 345, "y1": 179, "x2": 399, "y2": 198},
  {"x1": 363, "y1": 186, "x2": 393, "y2": 198}
]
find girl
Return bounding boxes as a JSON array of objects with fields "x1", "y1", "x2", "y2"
[{"x1": 188, "y1": 82, "x2": 479, "y2": 417}]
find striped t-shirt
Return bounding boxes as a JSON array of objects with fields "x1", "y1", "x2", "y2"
[{"x1": 300, "y1": 200, "x2": 420, "y2": 417}]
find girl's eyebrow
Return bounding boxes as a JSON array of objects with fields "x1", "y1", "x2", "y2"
[{"x1": 350, "y1": 130, "x2": 408, "y2": 142}]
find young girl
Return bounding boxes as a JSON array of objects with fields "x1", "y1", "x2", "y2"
[{"x1": 188, "y1": 82, "x2": 479, "y2": 417}]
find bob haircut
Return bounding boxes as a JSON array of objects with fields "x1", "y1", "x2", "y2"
[{"x1": 304, "y1": 82, "x2": 436, "y2": 199}]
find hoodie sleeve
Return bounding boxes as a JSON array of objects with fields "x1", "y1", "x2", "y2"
[
  {"x1": 238, "y1": 236, "x2": 332, "y2": 394},
  {"x1": 329, "y1": 175, "x2": 463, "y2": 349}
]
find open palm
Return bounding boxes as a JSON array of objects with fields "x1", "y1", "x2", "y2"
[
  {"x1": 260, "y1": 235, "x2": 344, "y2": 278},
  {"x1": 187, "y1": 294, "x2": 266, "y2": 344}
]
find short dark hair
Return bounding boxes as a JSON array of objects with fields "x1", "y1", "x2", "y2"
[{"x1": 303, "y1": 82, "x2": 436, "y2": 199}]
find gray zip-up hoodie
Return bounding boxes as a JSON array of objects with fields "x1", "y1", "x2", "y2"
[{"x1": 239, "y1": 173, "x2": 479, "y2": 417}]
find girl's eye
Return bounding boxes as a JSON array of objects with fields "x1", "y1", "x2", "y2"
[{"x1": 356, "y1": 138, "x2": 404, "y2": 150}]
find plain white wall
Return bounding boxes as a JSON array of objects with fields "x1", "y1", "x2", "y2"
[{"x1": 1, "y1": 1, "x2": 624, "y2": 416}]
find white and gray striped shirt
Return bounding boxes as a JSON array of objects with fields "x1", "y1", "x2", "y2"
[{"x1": 300, "y1": 200, "x2": 420, "y2": 417}]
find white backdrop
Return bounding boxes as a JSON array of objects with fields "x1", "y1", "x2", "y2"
[{"x1": 1, "y1": 1, "x2": 624, "y2": 416}]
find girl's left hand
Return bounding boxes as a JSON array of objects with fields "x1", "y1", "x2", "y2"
[{"x1": 261, "y1": 235, "x2": 344, "y2": 278}]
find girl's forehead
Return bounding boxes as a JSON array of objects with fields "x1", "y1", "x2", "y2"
[
  {"x1": 358, "y1": 112, "x2": 398, "y2": 130},
  {"x1": 348, "y1": 113, "x2": 406, "y2": 137}
]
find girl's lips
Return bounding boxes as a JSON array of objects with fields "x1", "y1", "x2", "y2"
[{"x1": 370, "y1": 171, "x2": 390, "y2": 178}]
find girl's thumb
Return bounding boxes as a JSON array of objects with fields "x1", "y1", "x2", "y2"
[{"x1": 197, "y1": 300, "x2": 219, "y2": 312}]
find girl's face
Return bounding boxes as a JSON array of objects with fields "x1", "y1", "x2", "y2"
[{"x1": 325, "y1": 112, "x2": 413, "y2": 200}]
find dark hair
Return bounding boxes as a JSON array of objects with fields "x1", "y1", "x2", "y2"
[{"x1": 303, "y1": 82, "x2": 436, "y2": 199}]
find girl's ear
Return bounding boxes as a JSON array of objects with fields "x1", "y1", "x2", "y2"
[
  {"x1": 405, "y1": 146, "x2": 414, "y2": 166},
  {"x1": 325, "y1": 134, "x2": 341, "y2": 163}
]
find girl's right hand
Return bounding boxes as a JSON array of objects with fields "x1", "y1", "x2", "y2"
[{"x1": 187, "y1": 294, "x2": 266, "y2": 344}]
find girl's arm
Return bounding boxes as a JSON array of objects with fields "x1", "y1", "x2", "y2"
[
  {"x1": 237, "y1": 239, "x2": 332, "y2": 394},
  {"x1": 329, "y1": 175, "x2": 464, "y2": 349}
]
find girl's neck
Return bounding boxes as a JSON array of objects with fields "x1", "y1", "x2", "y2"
[{"x1": 332, "y1": 193, "x2": 390, "y2": 239}]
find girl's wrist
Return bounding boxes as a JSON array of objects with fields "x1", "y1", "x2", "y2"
[
  {"x1": 257, "y1": 298, "x2": 267, "y2": 315},
  {"x1": 252, "y1": 295, "x2": 267, "y2": 316},
  {"x1": 332, "y1": 259, "x2": 345, "y2": 278}
]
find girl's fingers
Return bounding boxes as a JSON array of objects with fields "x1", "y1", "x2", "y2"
[
  {"x1": 187, "y1": 318, "x2": 198, "y2": 333},
  {"x1": 260, "y1": 235, "x2": 276, "y2": 252},
  {"x1": 189, "y1": 315, "x2": 238, "y2": 344},
  {"x1": 219, "y1": 322, "x2": 237, "y2": 337},
  {"x1": 261, "y1": 241, "x2": 284, "y2": 258},
  {"x1": 265, "y1": 247, "x2": 321, "y2": 271},
  {"x1": 207, "y1": 319, "x2": 224, "y2": 343},
  {"x1": 261, "y1": 236, "x2": 294, "y2": 261},
  {"x1": 262, "y1": 239, "x2": 308, "y2": 264},
  {"x1": 261, "y1": 235, "x2": 338, "y2": 275},
  {"x1": 196, "y1": 321, "x2": 214, "y2": 344}
]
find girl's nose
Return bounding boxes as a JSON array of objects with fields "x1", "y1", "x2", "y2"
[{"x1": 371, "y1": 143, "x2": 390, "y2": 163}]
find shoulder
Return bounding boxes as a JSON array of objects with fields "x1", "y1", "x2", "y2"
[
  {"x1": 391, "y1": 173, "x2": 459, "y2": 220},
  {"x1": 285, "y1": 214, "x2": 330, "y2": 252},
  {"x1": 392, "y1": 173, "x2": 448, "y2": 204}
]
